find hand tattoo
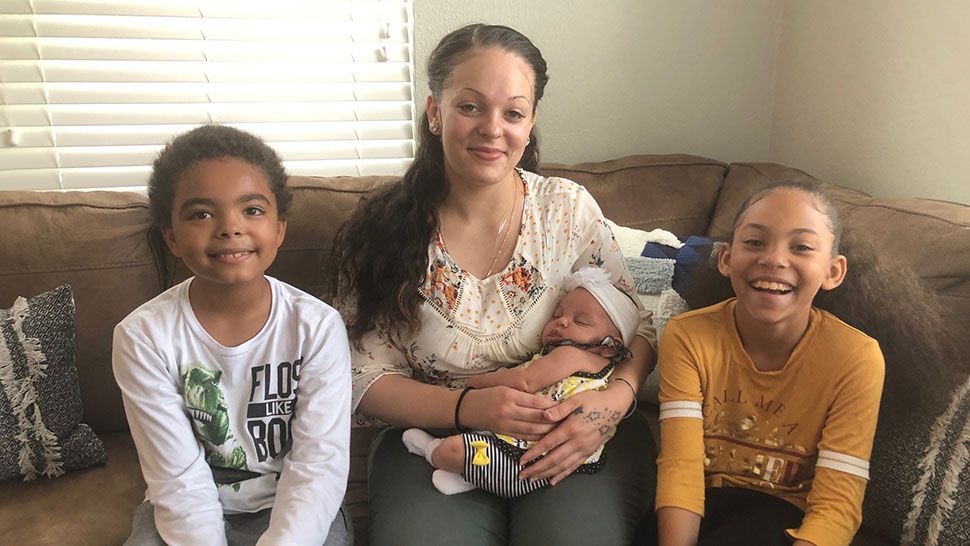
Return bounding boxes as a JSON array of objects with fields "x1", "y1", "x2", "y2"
[{"x1": 580, "y1": 405, "x2": 622, "y2": 438}]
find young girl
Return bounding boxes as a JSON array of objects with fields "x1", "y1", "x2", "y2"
[
  {"x1": 401, "y1": 267, "x2": 640, "y2": 498},
  {"x1": 654, "y1": 182, "x2": 885, "y2": 546}
]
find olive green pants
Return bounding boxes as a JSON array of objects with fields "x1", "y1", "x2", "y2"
[{"x1": 367, "y1": 415, "x2": 657, "y2": 546}]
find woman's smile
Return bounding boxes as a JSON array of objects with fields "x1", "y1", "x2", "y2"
[{"x1": 469, "y1": 146, "x2": 506, "y2": 161}]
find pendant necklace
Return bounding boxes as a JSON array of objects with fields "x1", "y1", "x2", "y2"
[{"x1": 485, "y1": 175, "x2": 520, "y2": 278}]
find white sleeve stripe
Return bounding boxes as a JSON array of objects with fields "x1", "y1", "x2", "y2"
[
  {"x1": 659, "y1": 409, "x2": 704, "y2": 420},
  {"x1": 816, "y1": 450, "x2": 870, "y2": 480},
  {"x1": 660, "y1": 401, "x2": 703, "y2": 411},
  {"x1": 659, "y1": 401, "x2": 703, "y2": 420},
  {"x1": 817, "y1": 450, "x2": 870, "y2": 469},
  {"x1": 816, "y1": 459, "x2": 870, "y2": 480}
]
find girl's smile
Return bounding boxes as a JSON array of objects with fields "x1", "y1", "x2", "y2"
[{"x1": 749, "y1": 278, "x2": 795, "y2": 294}]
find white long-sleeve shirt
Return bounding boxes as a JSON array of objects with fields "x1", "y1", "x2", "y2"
[{"x1": 113, "y1": 276, "x2": 350, "y2": 546}]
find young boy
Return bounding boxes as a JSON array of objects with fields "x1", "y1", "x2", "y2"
[{"x1": 113, "y1": 125, "x2": 352, "y2": 545}]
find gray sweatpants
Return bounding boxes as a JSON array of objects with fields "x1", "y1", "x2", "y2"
[{"x1": 124, "y1": 501, "x2": 354, "y2": 546}]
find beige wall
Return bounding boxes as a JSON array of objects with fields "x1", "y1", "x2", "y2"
[
  {"x1": 414, "y1": 0, "x2": 782, "y2": 164},
  {"x1": 415, "y1": 1, "x2": 970, "y2": 204},
  {"x1": 770, "y1": 1, "x2": 970, "y2": 203}
]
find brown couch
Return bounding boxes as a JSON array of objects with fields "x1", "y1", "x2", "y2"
[{"x1": 1, "y1": 154, "x2": 967, "y2": 545}]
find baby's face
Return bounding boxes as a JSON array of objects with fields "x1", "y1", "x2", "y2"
[{"x1": 541, "y1": 288, "x2": 621, "y2": 346}]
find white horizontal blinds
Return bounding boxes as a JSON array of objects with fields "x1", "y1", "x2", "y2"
[{"x1": 0, "y1": 0, "x2": 415, "y2": 190}]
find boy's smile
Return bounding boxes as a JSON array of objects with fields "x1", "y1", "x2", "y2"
[{"x1": 164, "y1": 158, "x2": 286, "y2": 293}]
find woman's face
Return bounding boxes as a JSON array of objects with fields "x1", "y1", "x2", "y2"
[{"x1": 427, "y1": 47, "x2": 537, "y2": 190}]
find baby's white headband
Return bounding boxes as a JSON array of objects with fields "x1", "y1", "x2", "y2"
[{"x1": 561, "y1": 267, "x2": 639, "y2": 346}]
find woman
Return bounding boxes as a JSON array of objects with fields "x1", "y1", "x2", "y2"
[{"x1": 332, "y1": 23, "x2": 657, "y2": 545}]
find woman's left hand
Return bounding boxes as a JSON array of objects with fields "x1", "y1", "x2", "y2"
[{"x1": 517, "y1": 386, "x2": 629, "y2": 485}]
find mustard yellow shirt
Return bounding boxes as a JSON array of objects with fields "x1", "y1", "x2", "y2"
[{"x1": 657, "y1": 299, "x2": 884, "y2": 546}]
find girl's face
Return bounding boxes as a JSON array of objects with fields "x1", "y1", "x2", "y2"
[
  {"x1": 541, "y1": 288, "x2": 620, "y2": 346},
  {"x1": 718, "y1": 188, "x2": 846, "y2": 331},
  {"x1": 426, "y1": 47, "x2": 537, "y2": 190}
]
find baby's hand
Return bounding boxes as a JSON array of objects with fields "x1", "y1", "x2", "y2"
[{"x1": 466, "y1": 367, "x2": 530, "y2": 392}]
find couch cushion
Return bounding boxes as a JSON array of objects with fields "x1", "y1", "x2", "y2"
[
  {"x1": 162, "y1": 175, "x2": 398, "y2": 303},
  {"x1": 348, "y1": 427, "x2": 378, "y2": 546},
  {"x1": 864, "y1": 378, "x2": 970, "y2": 546},
  {"x1": 0, "y1": 432, "x2": 145, "y2": 545},
  {"x1": 710, "y1": 163, "x2": 970, "y2": 374},
  {"x1": 541, "y1": 154, "x2": 727, "y2": 238},
  {"x1": 0, "y1": 427, "x2": 375, "y2": 546},
  {"x1": 0, "y1": 191, "x2": 162, "y2": 434},
  {"x1": 167, "y1": 157, "x2": 729, "y2": 297},
  {"x1": 707, "y1": 163, "x2": 870, "y2": 237}
]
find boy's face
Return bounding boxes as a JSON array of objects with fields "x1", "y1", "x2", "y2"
[
  {"x1": 163, "y1": 158, "x2": 286, "y2": 291},
  {"x1": 541, "y1": 288, "x2": 620, "y2": 347}
]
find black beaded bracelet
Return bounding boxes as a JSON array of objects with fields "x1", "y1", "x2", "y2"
[{"x1": 454, "y1": 386, "x2": 475, "y2": 432}]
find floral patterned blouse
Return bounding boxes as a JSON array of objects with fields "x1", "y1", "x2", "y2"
[{"x1": 348, "y1": 170, "x2": 656, "y2": 425}]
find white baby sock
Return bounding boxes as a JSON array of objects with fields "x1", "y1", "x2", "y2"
[
  {"x1": 402, "y1": 428, "x2": 443, "y2": 466},
  {"x1": 432, "y1": 469, "x2": 477, "y2": 495}
]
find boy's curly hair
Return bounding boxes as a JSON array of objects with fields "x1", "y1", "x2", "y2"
[{"x1": 148, "y1": 124, "x2": 292, "y2": 228}]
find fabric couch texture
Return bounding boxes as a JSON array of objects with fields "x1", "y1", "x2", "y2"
[
  {"x1": 863, "y1": 382, "x2": 970, "y2": 546},
  {"x1": 1, "y1": 154, "x2": 967, "y2": 545}
]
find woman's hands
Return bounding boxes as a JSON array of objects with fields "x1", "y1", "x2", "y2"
[
  {"x1": 459, "y1": 385, "x2": 557, "y2": 441},
  {"x1": 517, "y1": 383, "x2": 634, "y2": 485}
]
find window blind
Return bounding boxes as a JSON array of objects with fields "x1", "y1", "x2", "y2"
[{"x1": 0, "y1": 0, "x2": 415, "y2": 190}]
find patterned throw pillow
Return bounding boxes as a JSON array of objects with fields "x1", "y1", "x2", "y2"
[
  {"x1": 0, "y1": 285, "x2": 106, "y2": 480},
  {"x1": 864, "y1": 375, "x2": 970, "y2": 545},
  {"x1": 642, "y1": 235, "x2": 717, "y2": 296},
  {"x1": 623, "y1": 255, "x2": 689, "y2": 404}
]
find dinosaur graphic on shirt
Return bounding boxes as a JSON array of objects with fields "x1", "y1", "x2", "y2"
[{"x1": 181, "y1": 362, "x2": 247, "y2": 471}]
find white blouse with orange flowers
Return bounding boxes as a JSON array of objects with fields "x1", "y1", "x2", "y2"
[{"x1": 346, "y1": 169, "x2": 656, "y2": 426}]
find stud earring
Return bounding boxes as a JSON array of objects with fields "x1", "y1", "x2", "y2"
[
  {"x1": 526, "y1": 138, "x2": 531, "y2": 145},
  {"x1": 429, "y1": 121, "x2": 440, "y2": 135}
]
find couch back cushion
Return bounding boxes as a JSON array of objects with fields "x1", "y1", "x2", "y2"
[
  {"x1": 166, "y1": 157, "x2": 729, "y2": 298},
  {"x1": 163, "y1": 175, "x2": 398, "y2": 302},
  {"x1": 0, "y1": 191, "x2": 162, "y2": 433},
  {"x1": 541, "y1": 154, "x2": 727, "y2": 238},
  {"x1": 710, "y1": 163, "x2": 970, "y2": 373}
]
